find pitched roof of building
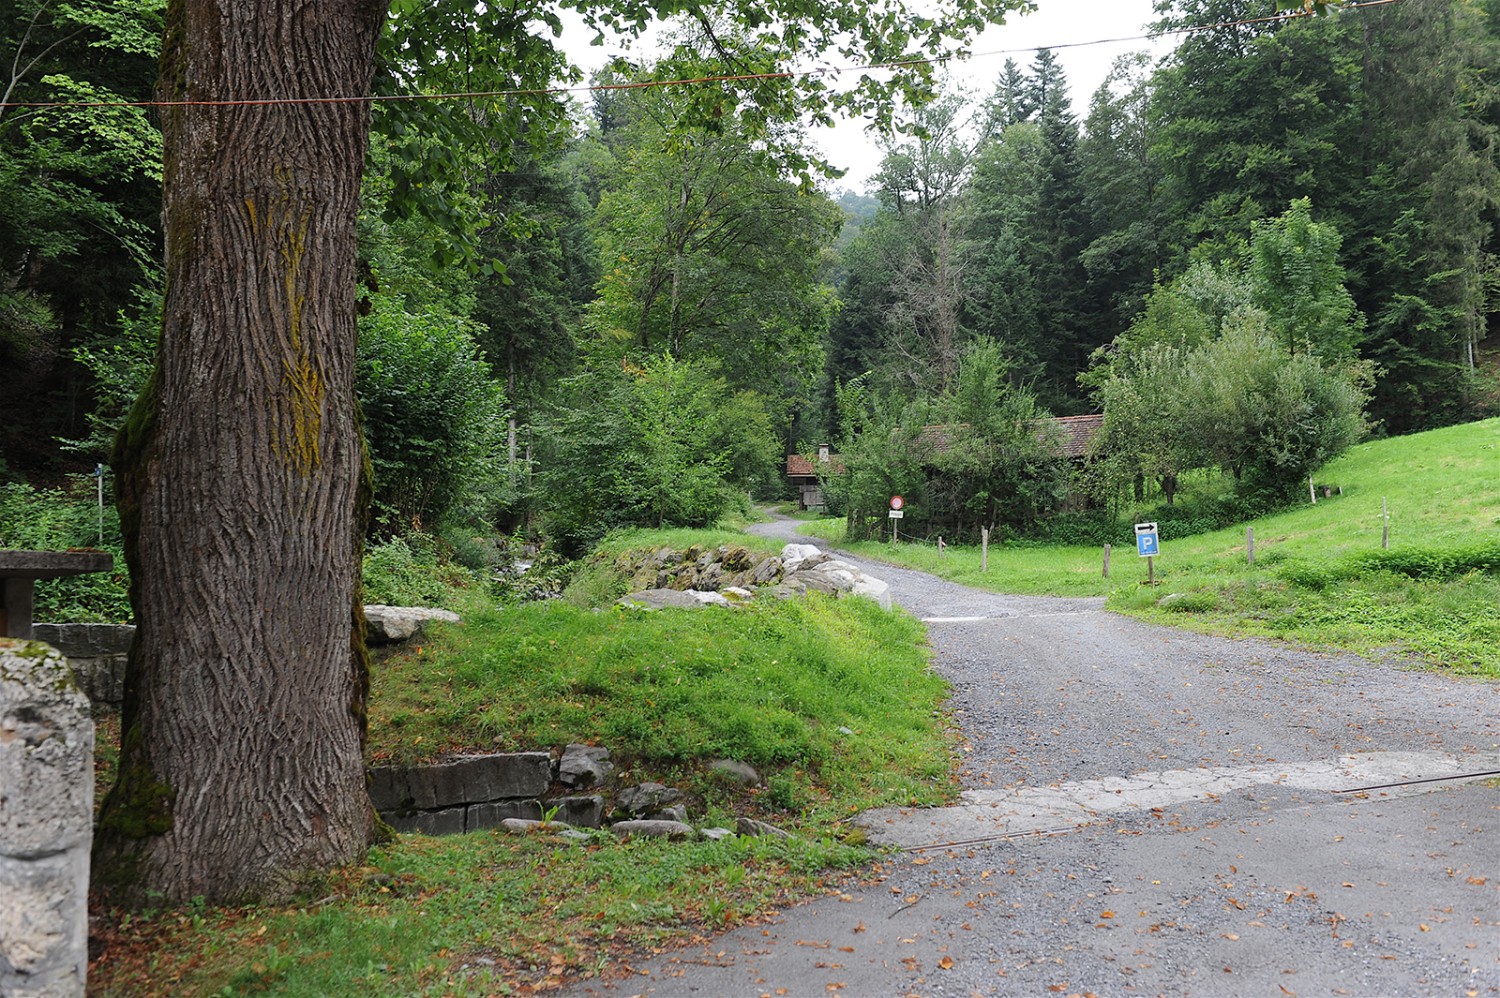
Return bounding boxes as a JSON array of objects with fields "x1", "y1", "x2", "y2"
[
  {"x1": 1050, "y1": 413, "x2": 1105, "y2": 459},
  {"x1": 787, "y1": 453, "x2": 845, "y2": 477},
  {"x1": 916, "y1": 414, "x2": 1103, "y2": 459}
]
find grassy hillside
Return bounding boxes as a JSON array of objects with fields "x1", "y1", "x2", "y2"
[{"x1": 805, "y1": 417, "x2": 1500, "y2": 675}]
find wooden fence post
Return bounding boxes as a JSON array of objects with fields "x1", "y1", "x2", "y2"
[
  {"x1": 1247, "y1": 526, "x2": 1254, "y2": 565},
  {"x1": 1382, "y1": 497, "x2": 1389, "y2": 549},
  {"x1": 981, "y1": 527, "x2": 989, "y2": 573},
  {"x1": 1102, "y1": 543, "x2": 1111, "y2": 578}
]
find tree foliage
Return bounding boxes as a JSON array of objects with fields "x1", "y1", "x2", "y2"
[
  {"x1": 358, "y1": 292, "x2": 509, "y2": 537},
  {"x1": 827, "y1": 340, "x2": 1068, "y2": 541},
  {"x1": 536, "y1": 354, "x2": 779, "y2": 552}
]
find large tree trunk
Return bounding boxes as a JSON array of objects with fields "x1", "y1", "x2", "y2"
[{"x1": 95, "y1": 0, "x2": 385, "y2": 904}]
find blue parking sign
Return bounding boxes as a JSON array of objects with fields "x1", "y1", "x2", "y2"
[{"x1": 1134, "y1": 522, "x2": 1160, "y2": 557}]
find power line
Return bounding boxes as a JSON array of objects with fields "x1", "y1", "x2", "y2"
[{"x1": 0, "y1": 0, "x2": 1401, "y2": 114}]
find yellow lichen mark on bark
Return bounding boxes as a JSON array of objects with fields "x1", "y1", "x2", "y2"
[{"x1": 266, "y1": 169, "x2": 323, "y2": 475}]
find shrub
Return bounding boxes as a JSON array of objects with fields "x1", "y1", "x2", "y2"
[
  {"x1": 0, "y1": 480, "x2": 130, "y2": 622},
  {"x1": 535, "y1": 354, "x2": 778, "y2": 553},
  {"x1": 361, "y1": 533, "x2": 478, "y2": 607},
  {"x1": 358, "y1": 292, "x2": 508, "y2": 538}
]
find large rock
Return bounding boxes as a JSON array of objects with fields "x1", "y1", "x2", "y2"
[
  {"x1": 1, "y1": 639, "x2": 93, "y2": 998},
  {"x1": 615, "y1": 782, "x2": 682, "y2": 817},
  {"x1": 780, "y1": 550, "x2": 893, "y2": 611},
  {"x1": 558, "y1": 744, "x2": 613, "y2": 788},
  {"x1": 363, "y1": 606, "x2": 461, "y2": 645},
  {"x1": 779, "y1": 543, "x2": 823, "y2": 574},
  {"x1": 610, "y1": 819, "x2": 697, "y2": 841},
  {"x1": 616, "y1": 589, "x2": 723, "y2": 611}
]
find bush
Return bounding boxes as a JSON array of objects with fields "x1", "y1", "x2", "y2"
[
  {"x1": 0, "y1": 480, "x2": 130, "y2": 622},
  {"x1": 1280, "y1": 540, "x2": 1500, "y2": 590},
  {"x1": 535, "y1": 355, "x2": 779, "y2": 553},
  {"x1": 358, "y1": 292, "x2": 508, "y2": 538},
  {"x1": 361, "y1": 534, "x2": 479, "y2": 607}
]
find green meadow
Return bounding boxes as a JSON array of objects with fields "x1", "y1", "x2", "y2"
[{"x1": 805, "y1": 417, "x2": 1500, "y2": 675}]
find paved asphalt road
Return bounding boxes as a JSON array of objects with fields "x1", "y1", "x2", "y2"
[{"x1": 569, "y1": 517, "x2": 1500, "y2": 997}]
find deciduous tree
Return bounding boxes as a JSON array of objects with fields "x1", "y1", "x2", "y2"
[{"x1": 97, "y1": 0, "x2": 1030, "y2": 903}]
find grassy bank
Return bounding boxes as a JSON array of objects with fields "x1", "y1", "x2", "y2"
[
  {"x1": 802, "y1": 417, "x2": 1500, "y2": 675},
  {"x1": 91, "y1": 565, "x2": 951, "y2": 995}
]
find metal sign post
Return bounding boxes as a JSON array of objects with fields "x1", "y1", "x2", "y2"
[
  {"x1": 1134, "y1": 521, "x2": 1160, "y2": 585},
  {"x1": 889, "y1": 495, "x2": 904, "y2": 544}
]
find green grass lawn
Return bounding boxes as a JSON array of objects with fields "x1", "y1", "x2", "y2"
[{"x1": 801, "y1": 417, "x2": 1500, "y2": 675}]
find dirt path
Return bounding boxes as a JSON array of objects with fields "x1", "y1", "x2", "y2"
[{"x1": 571, "y1": 515, "x2": 1500, "y2": 996}]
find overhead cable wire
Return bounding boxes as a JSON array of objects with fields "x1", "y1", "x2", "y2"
[{"x1": 0, "y1": 0, "x2": 1401, "y2": 114}]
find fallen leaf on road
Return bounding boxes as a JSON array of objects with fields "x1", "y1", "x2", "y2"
[
  {"x1": 939, "y1": 956, "x2": 954, "y2": 970},
  {"x1": 1279, "y1": 986, "x2": 1297, "y2": 996},
  {"x1": 1222, "y1": 933, "x2": 1239, "y2": 941}
]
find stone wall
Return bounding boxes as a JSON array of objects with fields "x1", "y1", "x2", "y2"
[
  {"x1": 30, "y1": 624, "x2": 131, "y2": 709},
  {"x1": 1, "y1": 639, "x2": 93, "y2": 997},
  {"x1": 367, "y1": 752, "x2": 605, "y2": 835}
]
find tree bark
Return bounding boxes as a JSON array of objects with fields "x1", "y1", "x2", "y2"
[{"x1": 96, "y1": 0, "x2": 385, "y2": 904}]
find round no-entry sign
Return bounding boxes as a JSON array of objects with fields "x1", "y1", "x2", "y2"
[{"x1": 890, "y1": 495, "x2": 904, "y2": 510}]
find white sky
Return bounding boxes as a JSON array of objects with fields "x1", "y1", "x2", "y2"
[{"x1": 561, "y1": 0, "x2": 1170, "y2": 191}]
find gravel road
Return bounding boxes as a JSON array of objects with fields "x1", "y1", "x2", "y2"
[{"x1": 570, "y1": 516, "x2": 1500, "y2": 997}]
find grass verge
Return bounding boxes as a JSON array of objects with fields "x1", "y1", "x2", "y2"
[{"x1": 90, "y1": 830, "x2": 874, "y2": 996}]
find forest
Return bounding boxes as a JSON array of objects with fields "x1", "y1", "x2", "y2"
[{"x1": 4, "y1": 0, "x2": 1499, "y2": 561}]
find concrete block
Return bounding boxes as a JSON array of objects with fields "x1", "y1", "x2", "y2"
[
  {"x1": 467, "y1": 800, "x2": 542, "y2": 831},
  {"x1": 383, "y1": 807, "x2": 466, "y2": 836}
]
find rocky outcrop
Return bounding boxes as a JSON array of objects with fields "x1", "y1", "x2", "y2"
[{"x1": 614, "y1": 543, "x2": 891, "y2": 612}]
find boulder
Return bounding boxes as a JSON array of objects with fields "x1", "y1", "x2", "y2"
[
  {"x1": 616, "y1": 589, "x2": 703, "y2": 611},
  {"x1": 780, "y1": 543, "x2": 822, "y2": 574},
  {"x1": 710, "y1": 759, "x2": 762, "y2": 786},
  {"x1": 363, "y1": 605, "x2": 461, "y2": 645},
  {"x1": 736, "y1": 817, "x2": 792, "y2": 839},
  {"x1": 616, "y1": 782, "x2": 682, "y2": 816},
  {"x1": 558, "y1": 744, "x2": 613, "y2": 788},
  {"x1": 550, "y1": 795, "x2": 605, "y2": 828},
  {"x1": 749, "y1": 557, "x2": 784, "y2": 585}
]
